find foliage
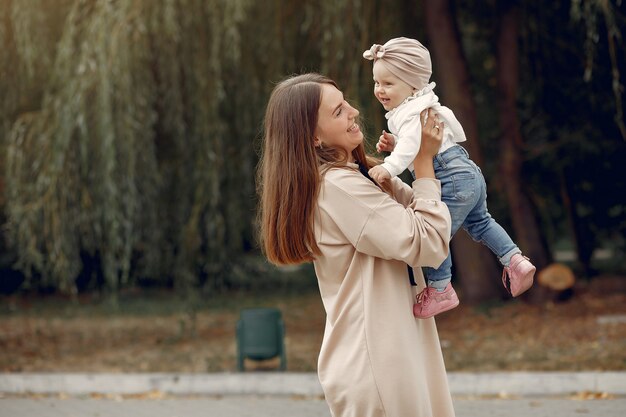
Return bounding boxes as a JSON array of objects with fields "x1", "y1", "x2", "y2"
[
  {"x1": 453, "y1": 0, "x2": 625, "y2": 276},
  {"x1": 0, "y1": 0, "x2": 392, "y2": 294},
  {"x1": 516, "y1": 0, "x2": 626, "y2": 273},
  {"x1": 2, "y1": 0, "x2": 260, "y2": 294},
  {"x1": 0, "y1": 0, "x2": 624, "y2": 295}
]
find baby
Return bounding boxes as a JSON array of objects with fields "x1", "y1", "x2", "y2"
[{"x1": 363, "y1": 37, "x2": 536, "y2": 318}]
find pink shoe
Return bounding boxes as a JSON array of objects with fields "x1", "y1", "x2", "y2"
[
  {"x1": 413, "y1": 284, "x2": 460, "y2": 319},
  {"x1": 502, "y1": 254, "x2": 536, "y2": 297}
]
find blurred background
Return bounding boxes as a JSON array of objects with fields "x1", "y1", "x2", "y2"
[{"x1": 0, "y1": 0, "x2": 625, "y2": 373}]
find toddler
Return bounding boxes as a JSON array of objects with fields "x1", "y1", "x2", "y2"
[{"x1": 363, "y1": 37, "x2": 536, "y2": 318}]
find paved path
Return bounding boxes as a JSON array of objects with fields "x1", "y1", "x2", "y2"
[
  {"x1": 2, "y1": 372, "x2": 625, "y2": 397},
  {"x1": 2, "y1": 372, "x2": 625, "y2": 416},
  {"x1": 1, "y1": 395, "x2": 625, "y2": 417}
]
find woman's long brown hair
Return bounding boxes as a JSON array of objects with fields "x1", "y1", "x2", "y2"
[{"x1": 257, "y1": 73, "x2": 377, "y2": 265}]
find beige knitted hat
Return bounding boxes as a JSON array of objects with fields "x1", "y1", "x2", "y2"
[{"x1": 363, "y1": 37, "x2": 432, "y2": 90}]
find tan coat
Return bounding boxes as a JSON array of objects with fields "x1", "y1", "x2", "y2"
[{"x1": 313, "y1": 163, "x2": 455, "y2": 417}]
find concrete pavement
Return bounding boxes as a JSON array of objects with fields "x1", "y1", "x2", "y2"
[
  {"x1": 1, "y1": 372, "x2": 625, "y2": 416},
  {"x1": 1, "y1": 395, "x2": 625, "y2": 417},
  {"x1": 1, "y1": 372, "x2": 625, "y2": 397}
]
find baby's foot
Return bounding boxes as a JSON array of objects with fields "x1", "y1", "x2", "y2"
[
  {"x1": 502, "y1": 254, "x2": 536, "y2": 297},
  {"x1": 413, "y1": 284, "x2": 459, "y2": 319}
]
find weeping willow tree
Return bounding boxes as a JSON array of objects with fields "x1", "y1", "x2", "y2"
[
  {"x1": 2, "y1": 0, "x2": 261, "y2": 294},
  {"x1": 1, "y1": 0, "x2": 407, "y2": 294},
  {"x1": 4, "y1": 0, "x2": 621, "y2": 295}
]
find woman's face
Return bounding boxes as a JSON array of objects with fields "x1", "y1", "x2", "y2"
[{"x1": 315, "y1": 84, "x2": 363, "y2": 160}]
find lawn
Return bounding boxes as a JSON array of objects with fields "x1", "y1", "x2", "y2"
[{"x1": 1, "y1": 274, "x2": 625, "y2": 373}]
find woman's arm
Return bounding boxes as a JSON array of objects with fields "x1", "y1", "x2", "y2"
[
  {"x1": 365, "y1": 109, "x2": 448, "y2": 266},
  {"x1": 322, "y1": 175, "x2": 449, "y2": 268},
  {"x1": 353, "y1": 176, "x2": 451, "y2": 268}
]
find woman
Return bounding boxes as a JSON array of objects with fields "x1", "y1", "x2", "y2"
[{"x1": 257, "y1": 73, "x2": 455, "y2": 417}]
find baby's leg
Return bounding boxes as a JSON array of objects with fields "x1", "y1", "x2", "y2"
[
  {"x1": 414, "y1": 156, "x2": 481, "y2": 319},
  {"x1": 461, "y1": 174, "x2": 519, "y2": 265},
  {"x1": 415, "y1": 196, "x2": 470, "y2": 318},
  {"x1": 423, "y1": 167, "x2": 481, "y2": 286},
  {"x1": 462, "y1": 171, "x2": 535, "y2": 296}
]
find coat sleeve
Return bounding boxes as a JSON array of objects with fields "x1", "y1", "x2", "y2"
[
  {"x1": 388, "y1": 177, "x2": 414, "y2": 208},
  {"x1": 322, "y1": 172, "x2": 451, "y2": 268}
]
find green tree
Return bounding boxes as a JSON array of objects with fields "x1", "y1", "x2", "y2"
[{"x1": 1, "y1": 0, "x2": 623, "y2": 298}]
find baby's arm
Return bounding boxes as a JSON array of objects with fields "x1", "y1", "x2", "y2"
[
  {"x1": 380, "y1": 116, "x2": 423, "y2": 177},
  {"x1": 368, "y1": 165, "x2": 391, "y2": 184}
]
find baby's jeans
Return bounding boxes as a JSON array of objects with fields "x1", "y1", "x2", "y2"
[{"x1": 423, "y1": 145, "x2": 520, "y2": 283}]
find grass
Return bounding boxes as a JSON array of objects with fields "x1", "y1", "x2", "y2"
[{"x1": 1, "y1": 274, "x2": 625, "y2": 373}]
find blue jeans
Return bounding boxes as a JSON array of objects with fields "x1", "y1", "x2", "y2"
[{"x1": 423, "y1": 145, "x2": 519, "y2": 282}]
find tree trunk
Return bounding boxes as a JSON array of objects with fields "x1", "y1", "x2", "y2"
[
  {"x1": 423, "y1": 0, "x2": 503, "y2": 302},
  {"x1": 495, "y1": 2, "x2": 550, "y2": 302},
  {"x1": 559, "y1": 166, "x2": 594, "y2": 277}
]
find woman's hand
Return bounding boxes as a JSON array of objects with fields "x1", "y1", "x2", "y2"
[
  {"x1": 376, "y1": 130, "x2": 396, "y2": 153},
  {"x1": 418, "y1": 108, "x2": 444, "y2": 159},
  {"x1": 412, "y1": 108, "x2": 443, "y2": 180}
]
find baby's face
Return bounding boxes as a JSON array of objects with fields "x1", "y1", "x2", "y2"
[{"x1": 372, "y1": 61, "x2": 414, "y2": 111}]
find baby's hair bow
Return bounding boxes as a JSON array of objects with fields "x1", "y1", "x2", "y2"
[{"x1": 363, "y1": 44, "x2": 385, "y2": 60}]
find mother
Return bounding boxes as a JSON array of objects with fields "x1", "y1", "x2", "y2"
[{"x1": 257, "y1": 73, "x2": 455, "y2": 417}]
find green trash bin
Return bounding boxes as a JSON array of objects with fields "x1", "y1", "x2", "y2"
[{"x1": 236, "y1": 308, "x2": 286, "y2": 371}]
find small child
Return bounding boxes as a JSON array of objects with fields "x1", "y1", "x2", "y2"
[{"x1": 363, "y1": 37, "x2": 536, "y2": 319}]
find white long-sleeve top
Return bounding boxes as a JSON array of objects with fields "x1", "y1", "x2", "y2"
[{"x1": 382, "y1": 83, "x2": 467, "y2": 178}]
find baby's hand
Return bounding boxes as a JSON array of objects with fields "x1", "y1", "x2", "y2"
[
  {"x1": 368, "y1": 165, "x2": 391, "y2": 184},
  {"x1": 376, "y1": 130, "x2": 396, "y2": 153}
]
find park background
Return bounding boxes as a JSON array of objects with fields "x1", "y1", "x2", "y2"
[{"x1": 0, "y1": 0, "x2": 625, "y2": 374}]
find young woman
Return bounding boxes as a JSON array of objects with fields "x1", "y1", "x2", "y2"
[{"x1": 257, "y1": 73, "x2": 455, "y2": 417}]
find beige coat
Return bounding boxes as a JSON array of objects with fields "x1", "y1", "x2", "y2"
[{"x1": 313, "y1": 163, "x2": 455, "y2": 417}]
